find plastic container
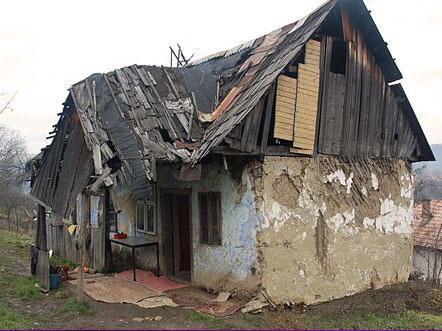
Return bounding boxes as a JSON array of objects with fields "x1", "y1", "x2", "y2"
[{"x1": 50, "y1": 273, "x2": 59, "y2": 290}]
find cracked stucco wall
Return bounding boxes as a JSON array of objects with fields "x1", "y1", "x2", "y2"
[
  {"x1": 256, "y1": 156, "x2": 414, "y2": 305},
  {"x1": 157, "y1": 159, "x2": 261, "y2": 295}
]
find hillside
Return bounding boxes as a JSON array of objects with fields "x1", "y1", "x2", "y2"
[{"x1": 414, "y1": 144, "x2": 442, "y2": 200}]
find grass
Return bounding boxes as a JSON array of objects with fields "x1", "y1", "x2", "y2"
[
  {"x1": 303, "y1": 310, "x2": 442, "y2": 330},
  {"x1": 185, "y1": 310, "x2": 234, "y2": 329},
  {"x1": 12, "y1": 276, "x2": 42, "y2": 300},
  {"x1": 0, "y1": 229, "x2": 31, "y2": 248},
  {"x1": 0, "y1": 301, "x2": 32, "y2": 329},
  {"x1": 241, "y1": 313, "x2": 264, "y2": 328},
  {"x1": 59, "y1": 298, "x2": 92, "y2": 316}
]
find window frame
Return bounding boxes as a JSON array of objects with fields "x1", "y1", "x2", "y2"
[
  {"x1": 198, "y1": 192, "x2": 222, "y2": 246},
  {"x1": 136, "y1": 196, "x2": 156, "y2": 235}
]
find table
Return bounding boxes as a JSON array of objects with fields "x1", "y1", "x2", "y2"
[{"x1": 110, "y1": 236, "x2": 160, "y2": 281}]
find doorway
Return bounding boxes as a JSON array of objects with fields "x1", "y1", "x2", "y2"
[{"x1": 161, "y1": 190, "x2": 192, "y2": 281}]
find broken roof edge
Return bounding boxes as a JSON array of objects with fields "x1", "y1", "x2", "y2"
[
  {"x1": 340, "y1": 0, "x2": 402, "y2": 83},
  {"x1": 187, "y1": 1, "x2": 332, "y2": 68},
  {"x1": 390, "y1": 83, "x2": 435, "y2": 162}
]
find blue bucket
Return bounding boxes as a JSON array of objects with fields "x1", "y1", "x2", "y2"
[{"x1": 50, "y1": 273, "x2": 59, "y2": 290}]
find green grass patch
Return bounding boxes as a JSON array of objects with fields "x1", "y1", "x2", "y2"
[
  {"x1": 12, "y1": 276, "x2": 42, "y2": 300},
  {"x1": 185, "y1": 310, "x2": 233, "y2": 329},
  {"x1": 0, "y1": 300, "x2": 32, "y2": 329},
  {"x1": 50, "y1": 254, "x2": 77, "y2": 270},
  {"x1": 241, "y1": 312, "x2": 264, "y2": 328},
  {"x1": 304, "y1": 310, "x2": 442, "y2": 330},
  {"x1": 59, "y1": 298, "x2": 92, "y2": 316},
  {"x1": 0, "y1": 229, "x2": 30, "y2": 248}
]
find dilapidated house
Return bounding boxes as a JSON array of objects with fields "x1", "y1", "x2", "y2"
[
  {"x1": 413, "y1": 200, "x2": 442, "y2": 281},
  {"x1": 31, "y1": 0, "x2": 434, "y2": 305}
]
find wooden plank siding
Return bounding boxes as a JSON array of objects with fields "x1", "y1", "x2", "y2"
[
  {"x1": 293, "y1": 39, "x2": 322, "y2": 155},
  {"x1": 316, "y1": 9, "x2": 422, "y2": 161}
]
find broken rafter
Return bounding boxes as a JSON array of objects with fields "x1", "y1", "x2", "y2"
[
  {"x1": 162, "y1": 66, "x2": 180, "y2": 99},
  {"x1": 188, "y1": 92, "x2": 198, "y2": 141},
  {"x1": 89, "y1": 167, "x2": 112, "y2": 193}
]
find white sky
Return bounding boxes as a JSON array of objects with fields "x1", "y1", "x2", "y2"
[{"x1": 1, "y1": 0, "x2": 441, "y2": 154}]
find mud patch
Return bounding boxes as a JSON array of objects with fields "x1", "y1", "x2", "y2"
[
  {"x1": 315, "y1": 212, "x2": 329, "y2": 271},
  {"x1": 271, "y1": 170, "x2": 300, "y2": 209}
]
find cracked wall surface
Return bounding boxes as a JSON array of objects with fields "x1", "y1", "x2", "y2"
[
  {"x1": 256, "y1": 156, "x2": 414, "y2": 305},
  {"x1": 157, "y1": 158, "x2": 261, "y2": 296}
]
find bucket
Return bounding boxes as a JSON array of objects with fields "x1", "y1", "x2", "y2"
[{"x1": 50, "y1": 273, "x2": 59, "y2": 290}]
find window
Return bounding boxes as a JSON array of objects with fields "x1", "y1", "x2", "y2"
[
  {"x1": 330, "y1": 39, "x2": 347, "y2": 75},
  {"x1": 198, "y1": 192, "x2": 221, "y2": 245},
  {"x1": 136, "y1": 198, "x2": 156, "y2": 234}
]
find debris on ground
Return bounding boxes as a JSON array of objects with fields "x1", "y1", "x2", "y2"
[
  {"x1": 170, "y1": 287, "x2": 244, "y2": 316},
  {"x1": 69, "y1": 276, "x2": 160, "y2": 304},
  {"x1": 214, "y1": 291, "x2": 231, "y2": 302},
  {"x1": 241, "y1": 296, "x2": 269, "y2": 314},
  {"x1": 135, "y1": 296, "x2": 178, "y2": 309},
  {"x1": 261, "y1": 289, "x2": 276, "y2": 309}
]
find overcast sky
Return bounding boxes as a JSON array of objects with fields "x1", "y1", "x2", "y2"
[{"x1": 1, "y1": 0, "x2": 441, "y2": 154}]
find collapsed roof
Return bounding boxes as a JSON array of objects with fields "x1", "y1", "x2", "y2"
[{"x1": 31, "y1": 0, "x2": 434, "y2": 218}]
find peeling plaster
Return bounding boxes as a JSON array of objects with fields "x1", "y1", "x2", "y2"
[
  {"x1": 371, "y1": 173, "x2": 379, "y2": 191},
  {"x1": 361, "y1": 186, "x2": 368, "y2": 197},
  {"x1": 326, "y1": 170, "x2": 354, "y2": 194},
  {"x1": 327, "y1": 209, "x2": 357, "y2": 236},
  {"x1": 258, "y1": 156, "x2": 413, "y2": 305},
  {"x1": 362, "y1": 197, "x2": 413, "y2": 235}
]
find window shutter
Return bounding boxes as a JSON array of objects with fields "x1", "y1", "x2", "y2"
[
  {"x1": 209, "y1": 192, "x2": 221, "y2": 244},
  {"x1": 274, "y1": 75, "x2": 297, "y2": 141},
  {"x1": 199, "y1": 193, "x2": 209, "y2": 243}
]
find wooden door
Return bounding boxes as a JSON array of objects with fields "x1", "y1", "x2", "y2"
[
  {"x1": 175, "y1": 195, "x2": 191, "y2": 272},
  {"x1": 161, "y1": 191, "x2": 191, "y2": 279}
]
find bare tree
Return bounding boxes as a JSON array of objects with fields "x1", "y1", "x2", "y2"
[
  {"x1": 0, "y1": 125, "x2": 32, "y2": 231},
  {"x1": 0, "y1": 92, "x2": 17, "y2": 115}
]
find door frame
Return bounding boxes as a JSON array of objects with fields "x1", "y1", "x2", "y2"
[{"x1": 159, "y1": 188, "x2": 193, "y2": 282}]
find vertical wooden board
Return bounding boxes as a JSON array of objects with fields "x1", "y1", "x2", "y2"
[
  {"x1": 36, "y1": 249, "x2": 50, "y2": 290},
  {"x1": 356, "y1": 45, "x2": 372, "y2": 155},
  {"x1": 371, "y1": 66, "x2": 386, "y2": 157},
  {"x1": 381, "y1": 86, "x2": 392, "y2": 157},
  {"x1": 274, "y1": 75, "x2": 297, "y2": 141},
  {"x1": 318, "y1": 36, "x2": 333, "y2": 154},
  {"x1": 376, "y1": 82, "x2": 387, "y2": 158},
  {"x1": 345, "y1": 39, "x2": 357, "y2": 156},
  {"x1": 244, "y1": 98, "x2": 265, "y2": 152},
  {"x1": 340, "y1": 40, "x2": 356, "y2": 156},
  {"x1": 329, "y1": 74, "x2": 346, "y2": 155},
  {"x1": 349, "y1": 31, "x2": 363, "y2": 156},
  {"x1": 387, "y1": 92, "x2": 399, "y2": 157},
  {"x1": 393, "y1": 107, "x2": 405, "y2": 156}
]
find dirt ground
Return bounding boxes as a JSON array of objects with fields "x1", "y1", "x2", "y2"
[{"x1": 1, "y1": 229, "x2": 442, "y2": 330}]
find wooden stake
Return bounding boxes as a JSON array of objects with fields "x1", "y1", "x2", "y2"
[{"x1": 76, "y1": 195, "x2": 87, "y2": 304}]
